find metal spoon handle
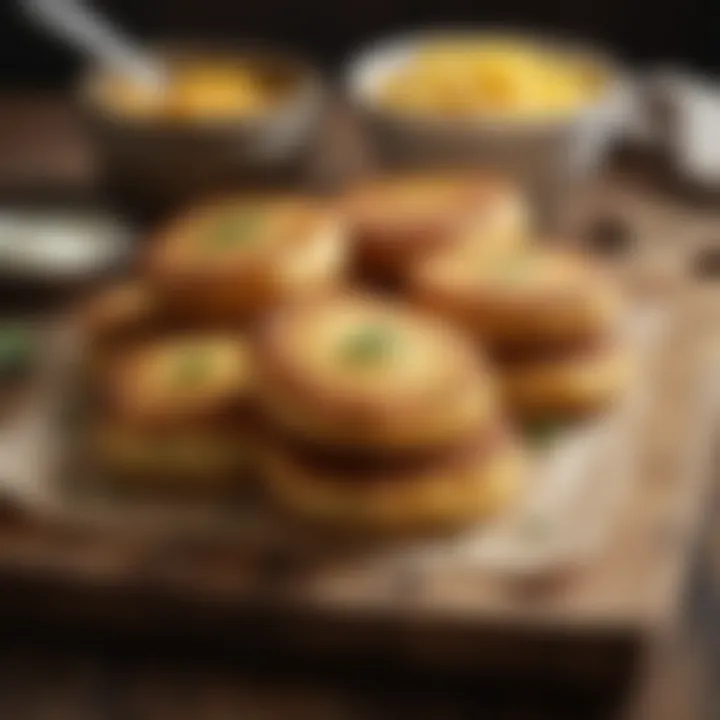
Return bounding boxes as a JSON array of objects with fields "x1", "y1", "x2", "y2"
[{"x1": 23, "y1": 0, "x2": 165, "y2": 87}]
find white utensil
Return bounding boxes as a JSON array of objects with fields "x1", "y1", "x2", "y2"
[{"x1": 23, "y1": 0, "x2": 165, "y2": 89}]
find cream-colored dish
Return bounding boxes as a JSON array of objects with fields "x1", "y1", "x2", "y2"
[
  {"x1": 82, "y1": 44, "x2": 325, "y2": 210},
  {"x1": 345, "y1": 30, "x2": 626, "y2": 186}
]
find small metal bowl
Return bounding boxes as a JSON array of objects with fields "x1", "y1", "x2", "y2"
[{"x1": 80, "y1": 42, "x2": 326, "y2": 213}]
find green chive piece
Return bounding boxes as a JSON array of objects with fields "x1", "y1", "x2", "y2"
[
  {"x1": 173, "y1": 348, "x2": 210, "y2": 386},
  {"x1": 524, "y1": 418, "x2": 564, "y2": 447},
  {"x1": 206, "y1": 210, "x2": 262, "y2": 249},
  {"x1": 339, "y1": 325, "x2": 396, "y2": 365},
  {"x1": 0, "y1": 323, "x2": 35, "y2": 378}
]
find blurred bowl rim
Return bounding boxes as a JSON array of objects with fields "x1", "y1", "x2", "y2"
[
  {"x1": 79, "y1": 40, "x2": 325, "y2": 134},
  {"x1": 0, "y1": 210, "x2": 133, "y2": 283},
  {"x1": 344, "y1": 26, "x2": 628, "y2": 134}
]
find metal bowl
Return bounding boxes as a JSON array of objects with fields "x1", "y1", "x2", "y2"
[{"x1": 80, "y1": 42, "x2": 326, "y2": 213}]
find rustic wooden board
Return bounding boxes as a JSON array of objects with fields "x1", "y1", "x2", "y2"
[
  {"x1": 1, "y1": 95, "x2": 720, "y2": 689},
  {"x1": 0, "y1": 189, "x2": 717, "y2": 689}
]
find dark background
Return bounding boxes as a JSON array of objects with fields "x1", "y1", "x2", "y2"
[{"x1": 0, "y1": 0, "x2": 718, "y2": 89}]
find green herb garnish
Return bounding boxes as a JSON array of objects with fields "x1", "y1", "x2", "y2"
[
  {"x1": 206, "y1": 210, "x2": 263, "y2": 250},
  {"x1": 338, "y1": 325, "x2": 396, "y2": 365},
  {"x1": 172, "y1": 348, "x2": 210, "y2": 386},
  {"x1": 524, "y1": 418, "x2": 564, "y2": 447},
  {"x1": 0, "y1": 323, "x2": 35, "y2": 378}
]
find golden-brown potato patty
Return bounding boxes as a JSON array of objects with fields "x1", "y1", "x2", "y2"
[
  {"x1": 146, "y1": 195, "x2": 347, "y2": 321},
  {"x1": 104, "y1": 334, "x2": 252, "y2": 429},
  {"x1": 411, "y1": 246, "x2": 622, "y2": 348},
  {"x1": 344, "y1": 172, "x2": 528, "y2": 282},
  {"x1": 500, "y1": 340, "x2": 631, "y2": 419},
  {"x1": 260, "y1": 432, "x2": 524, "y2": 533},
  {"x1": 254, "y1": 294, "x2": 498, "y2": 451},
  {"x1": 91, "y1": 421, "x2": 252, "y2": 489}
]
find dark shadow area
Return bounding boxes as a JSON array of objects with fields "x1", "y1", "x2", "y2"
[{"x1": 1, "y1": 0, "x2": 718, "y2": 89}]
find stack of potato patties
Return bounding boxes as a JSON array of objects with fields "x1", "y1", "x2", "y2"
[
  {"x1": 253, "y1": 294, "x2": 524, "y2": 533},
  {"x1": 410, "y1": 244, "x2": 630, "y2": 421},
  {"x1": 75, "y1": 169, "x2": 629, "y2": 531},
  {"x1": 80, "y1": 194, "x2": 347, "y2": 491}
]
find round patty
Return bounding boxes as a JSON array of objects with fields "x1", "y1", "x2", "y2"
[
  {"x1": 344, "y1": 172, "x2": 528, "y2": 282},
  {"x1": 500, "y1": 339, "x2": 632, "y2": 419},
  {"x1": 146, "y1": 194, "x2": 347, "y2": 322},
  {"x1": 254, "y1": 294, "x2": 498, "y2": 451},
  {"x1": 259, "y1": 431, "x2": 524, "y2": 534},
  {"x1": 411, "y1": 246, "x2": 622, "y2": 348}
]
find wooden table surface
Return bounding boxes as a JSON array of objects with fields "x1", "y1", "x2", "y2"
[{"x1": 1, "y1": 94, "x2": 720, "y2": 720}]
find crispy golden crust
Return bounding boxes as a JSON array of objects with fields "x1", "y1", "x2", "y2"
[
  {"x1": 411, "y1": 247, "x2": 622, "y2": 347},
  {"x1": 343, "y1": 172, "x2": 528, "y2": 281},
  {"x1": 264, "y1": 421, "x2": 508, "y2": 472},
  {"x1": 79, "y1": 281, "x2": 161, "y2": 359},
  {"x1": 259, "y1": 434, "x2": 524, "y2": 533},
  {"x1": 145, "y1": 195, "x2": 347, "y2": 322},
  {"x1": 78, "y1": 280, "x2": 166, "y2": 391},
  {"x1": 104, "y1": 334, "x2": 252, "y2": 429},
  {"x1": 501, "y1": 342, "x2": 632, "y2": 419},
  {"x1": 80, "y1": 281, "x2": 158, "y2": 342},
  {"x1": 91, "y1": 422, "x2": 251, "y2": 489},
  {"x1": 254, "y1": 294, "x2": 498, "y2": 450}
]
